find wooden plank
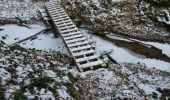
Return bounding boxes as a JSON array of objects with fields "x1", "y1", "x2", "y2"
[
  {"x1": 80, "y1": 60, "x2": 104, "y2": 68},
  {"x1": 46, "y1": 0, "x2": 58, "y2": 3},
  {"x1": 58, "y1": 23, "x2": 74, "y2": 27},
  {"x1": 59, "y1": 25, "x2": 76, "y2": 30},
  {"x1": 53, "y1": 17, "x2": 70, "y2": 22},
  {"x1": 50, "y1": 10, "x2": 65, "y2": 14},
  {"x1": 70, "y1": 45, "x2": 91, "y2": 52},
  {"x1": 73, "y1": 49, "x2": 95, "y2": 57},
  {"x1": 49, "y1": 10, "x2": 65, "y2": 14},
  {"x1": 61, "y1": 31, "x2": 81, "y2": 37},
  {"x1": 60, "y1": 28, "x2": 78, "y2": 34},
  {"x1": 64, "y1": 32, "x2": 83, "y2": 38},
  {"x1": 76, "y1": 55, "x2": 98, "y2": 63},
  {"x1": 55, "y1": 20, "x2": 72, "y2": 25},
  {"x1": 68, "y1": 41, "x2": 89, "y2": 47},
  {"x1": 64, "y1": 34, "x2": 83, "y2": 40},
  {"x1": 65, "y1": 37, "x2": 86, "y2": 43},
  {"x1": 46, "y1": 5, "x2": 60, "y2": 10},
  {"x1": 58, "y1": 23, "x2": 74, "y2": 28},
  {"x1": 46, "y1": 0, "x2": 59, "y2": 5},
  {"x1": 53, "y1": 15, "x2": 68, "y2": 19},
  {"x1": 45, "y1": 0, "x2": 104, "y2": 71},
  {"x1": 58, "y1": 24, "x2": 75, "y2": 29}
]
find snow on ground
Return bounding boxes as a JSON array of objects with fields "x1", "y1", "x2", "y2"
[
  {"x1": 79, "y1": 69, "x2": 123, "y2": 99},
  {"x1": 158, "y1": 10, "x2": 170, "y2": 25},
  {"x1": 0, "y1": 66, "x2": 11, "y2": 85},
  {"x1": 0, "y1": 24, "x2": 69, "y2": 55},
  {"x1": 57, "y1": 87, "x2": 72, "y2": 99},
  {"x1": 0, "y1": 25, "x2": 169, "y2": 99},
  {"x1": 20, "y1": 34, "x2": 69, "y2": 55},
  {"x1": 81, "y1": 29, "x2": 170, "y2": 72},
  {"x1": 0, "y1": 24, "x2": 44, "y2": 44},
  {"x1": 76, "y1": 66, "x2": 169, "y2": 99},
  {"x1": 1, "y1": 24, "x2": 169, "y2": 72},
  {"x1": 0, "y1": 44, "x2": 71, "y2": 99},
  {"x1": 112, "y1": 0, "x2": 127, "y2": 2},
  {"x1": 106, "y1": 33, "x2": 132, "y2": 42},
  {"x1": 64, "y1": 0, "x2": 170, "y2": 43},
  {"x1": 138, "y1": 84, "x2": 161, "y2": 96},
  {"x1": 0, "y1": 0, "x2": 44, "y2": 20}
]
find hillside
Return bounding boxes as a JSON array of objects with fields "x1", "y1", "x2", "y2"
[
  {"x1": 62, "y1": 0, "x2": 170, "y2": 42},
  {"x1": 0, "y1": 0, "x2": 170, "y2": 99},
  {"x1": 0, "y1": 43, "x2": 170, "y2": 99}
]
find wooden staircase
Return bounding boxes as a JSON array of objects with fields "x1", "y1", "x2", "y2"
[{"x1": 45, "y1": 0, "x2": 105, "y2": 71}]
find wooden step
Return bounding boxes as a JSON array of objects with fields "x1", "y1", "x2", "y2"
[
  {"x1": 48, "y1": 0, "x2": 58, "y2": 4},
  {"x1": 70, "y1": 45, "x2": 91, "y2": 52},
  {"x1": 46, "y1": 5, "x2": 60, "y2": 9},
  {"x1": 45, "y1": 1, "x2": 104, "y2": 71},
  {"x1": 80, "y1": 60, "x2": 103, "y2": 69},
  {"x1": 50, "y1": 11, "x2": 65, "y2": 15},
  {"x1": 59, "y1": 25, "x2": 76, "y2": 30},
  {"x1": 53, "y1": 15, "x2": 68, "y2": 19},
  {"x1": 60, "y1": 28, "x2": 78, "y2": 34},
  {"x1": 73, "y1": 49, "x2": 95, "y2": 57},
  {"x1": 76, "y1": 55, "x2": 99, "y2": 63},
  {"x1": 53, "y1": 17, "x2": 70, "y2": 22},
  {"x1": 58, "y1": 24, "x2": 75, "y2": 29},
  {"x1": 58, "y1": 23, "x2": 74, "y2": 27},
  {"x1": 51, "y1": 10, "x2": 65, "y2": 14},
  {"x1": 62, "y1": 32, "x2": 81, "y2": 37},
  {"x1": 46, "y1": 4, "x2": 60, "y2": 8},
  {"x1": 47, "y1": 2, "x2": 59, "y2": 6},
  {"x1": 66, "y1": 37, "x2": 87, "y2": 44},
  {"x1": 55, "y1": 20, "x2": 72, "y2": 25},
  {"x1": 68, "y1": 41, "x2": 89, "y2": 47},
  {"x1": 53, "y1": 18, "x2": 70, "y2": 23},
  {"x1": 64, "y1": 34, "x2": 83, "y2": 40},
  {"x1": 62, "y1": 31, "x2": 81, "y2": 37}
]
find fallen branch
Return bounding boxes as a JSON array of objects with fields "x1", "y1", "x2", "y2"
[
  {"x1": 100, "y1": 50, "x2": 113, "y2": 56},
  {"x1": 100, "y1": 50, "x2": 118, "y2": 64},
  {"x1": 11, "y1": 27, "x2": 51, "y2": 45},
  {"x1": 17, "y1": 24, "x2": 31, "y2": 29},
  {"x1": 0, "y1": 28, "x2": 4, "y2": 31}
]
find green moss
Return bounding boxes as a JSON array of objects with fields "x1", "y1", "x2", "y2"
[
  {"x1": 56, "y1": 70, "x2": 66, "y2": 78},
  {"x1": 13, "y1": 90, "x2": 27, "y2": 100},
  {"x1": 29, "y1": 76, "x2": 54, "y2": 91},
  {"x1": 145, "y1": 0, "x2": 170, "y2": 7},
  {"x1": 67, "y1": 72, "x2": 74, "y2": 82},
  {"x1": 0, "y1": 85, "x2": 5, "y2": 100},
  {"x1": 152, "y1": 92, "x2": 158, "y2": 99},
  {"x1": 65, "y1": 83, "x2": 80, "y2": 99},
  {"x1": 157, "y1": 88, "x2": 170, "y2": 99},
  {"x1": 0, "y1": 40, "x2": 5, "y2": 45},
  {"x1": 15, "y1": 17, "x2": 27, "y2": 24},
  {"x1": 2, "y1": 36, "x2": 6, "y2": 40},
  {"x1": 10, "y1": 45, "x2": 27, "y2": 52}
]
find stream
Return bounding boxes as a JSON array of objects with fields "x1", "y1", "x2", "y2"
[{"x1": 81, "y1": 29, "x2": 170, "y2": 72}]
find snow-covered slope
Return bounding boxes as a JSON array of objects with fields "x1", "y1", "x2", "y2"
[
  {"x1": 0, "y1": 0, "x2": 44, "y2": 23},
  {"x1": 62, "y1": 0, "x2": 170, "y2": 42},
  {"x1": 0, "y1": 44, "x2": 169, "y2": 99}
]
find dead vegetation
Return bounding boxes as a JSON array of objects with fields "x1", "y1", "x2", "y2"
[{"x1": 62, "y1": 0, "x2": 170, "y2": 43}]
